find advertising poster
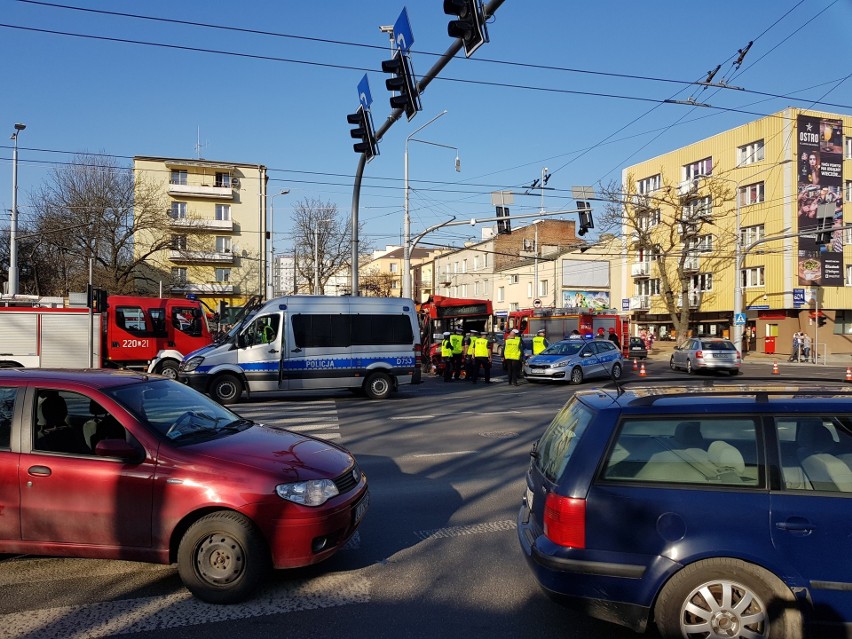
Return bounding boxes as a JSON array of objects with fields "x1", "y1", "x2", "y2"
[
  {"x1": 562, "y1": 290, "x2": 611, "y2": 309},
  {"x1": 797, "y1": 114, "x2": 844, "y2": 286}
]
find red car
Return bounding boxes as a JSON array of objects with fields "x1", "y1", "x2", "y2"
[{"x1": 0, "y1": 369, "x2": 368, "y2": 603}]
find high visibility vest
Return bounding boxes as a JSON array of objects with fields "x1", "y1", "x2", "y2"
[
  {"x1": 441, "y1": 339, "x2": 453, "y2": 357},
  {"x1": 532, "y1": 335, "x2": 547, "y2": 354},
  {"x1": 449, "y1": 333, "x2": 463, "y2": 354},
  {"x1": 504, "y1": 336, "x2": 522, "y2": 360},
  {"x1": 464, "y1": 337, "x2": 475, "y2": 357},
  {"x1": 474, "y1": 336, "x2": 490, "y2": 358}
]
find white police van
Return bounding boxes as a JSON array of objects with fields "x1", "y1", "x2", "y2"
[{"x1": 178, "y1": 296, "x2": 422, "y2": 403}]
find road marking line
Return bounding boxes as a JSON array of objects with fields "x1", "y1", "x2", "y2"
[
  {"x1": 407, "y1": 451, "x2": 477, "y2": 459},
  {"x1": 390, "y1": 415, "x2": 434, "y2": 420},
  {"x1": 414, "y1": 519, "x2": 517, "y2": 541}
]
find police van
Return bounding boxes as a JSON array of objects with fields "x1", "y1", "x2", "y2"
[{"x1": 178, "y1": 296, "x2": 422, "y2": 403}]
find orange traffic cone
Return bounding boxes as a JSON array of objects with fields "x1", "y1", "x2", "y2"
[
  {"x1": 845, "y1": 367, "x2": 852, "y2": 382},
  {"x1": 633, "y1": 358, "x2": 638, "y2": 371},
  {"x1": 772, "y1": 361, "x2": 779, "y2": 375},
  {"x1": 639, "y1": 363, "x2": 647, "y2": 377}
]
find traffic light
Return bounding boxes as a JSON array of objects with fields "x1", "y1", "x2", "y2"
[
  {"x1": 87, "y1": 285, "x2": 108, "y2": 313},
  {"x1": 819, "y1": 315, "x2": 828, "y2": 327},
  {"x1": 346, "y1": 106, "x2": 378, "y2": 161},
  {"x1": 577, "y1": 201, "x2": 594, "y2": 236},
  {"x1": 443, "y1": 0, "x2": 489, "y2": 58},
  {"x1": 496, "y1": 206, "x2": 511, "y2": 234},
  {"x1": 381, "y1": 51, "x2": 421, "y2": 121}
]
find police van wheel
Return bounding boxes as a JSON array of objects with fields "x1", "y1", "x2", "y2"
[
  {"x1": 364, "y1": 372, "x2": 392, "y2": 400},
  {"x1": 211, "y1": 374, "x2": 242, "y2": 405}
]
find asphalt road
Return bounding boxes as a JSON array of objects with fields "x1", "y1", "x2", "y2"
[{"x1": 3, "y1": 362, "x2": 849, "y2": 638}]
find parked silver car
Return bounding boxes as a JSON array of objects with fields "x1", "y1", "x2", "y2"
[{"x1": 669, "y1": 337, "x2": 742, "y2": 375}]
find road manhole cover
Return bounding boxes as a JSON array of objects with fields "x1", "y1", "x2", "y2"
[{"x1": 479, "y1": 431, "x2": 519, "y2": 439}]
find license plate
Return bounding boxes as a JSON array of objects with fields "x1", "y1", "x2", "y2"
[
  {"x1": 528, "y1": 369, "x2": 544, "y2": 375},
  {"x1": 354, "y1": 492, "x2": 370, "y2": 525},
  {"x1": 525, "y1": 486, "x2": 534, "y2": 511}
]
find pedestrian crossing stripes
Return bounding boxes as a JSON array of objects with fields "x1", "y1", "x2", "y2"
[{"x1": 233, "y1": 400, "x2": 341, "y2": 441}]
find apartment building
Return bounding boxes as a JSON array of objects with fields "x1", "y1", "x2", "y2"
[
  {"x1": 133, "y1": 156, "x2": 267, "y2": 309},
  {"x1": 620, "y1": 107, "x2": 852, "y2": 357}
]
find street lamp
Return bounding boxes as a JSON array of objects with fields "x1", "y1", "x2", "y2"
[
  {"x1": 404, "y1": 110, "x2": 462, "y2": 300},
  {"x1": 9, "y1": 123, "x2": 25, "y2": 296},
  {"x1": 266, "y1": 188, "x2": 290, "y2": 299},
  {"x1": 314, "y1": 218, "x2": 333, "y2": 294}
]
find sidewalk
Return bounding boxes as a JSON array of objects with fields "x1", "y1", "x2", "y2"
[{"x1": 644, "y1": 340, "x2": 852, "y2": 367}]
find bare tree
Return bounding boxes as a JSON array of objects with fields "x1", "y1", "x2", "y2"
[
  {"x1": 27, "y1": 153, "x2": 172, "y2": 296},
  {"x1": 290, "y1": 197, "x2": 371, "y2": 294},
  {"x1": 597, "y1": 173, "x2": 734, "y2": 340},
  {"x1": 360, "y1": 268, "x2": 396, "y2": 297}
]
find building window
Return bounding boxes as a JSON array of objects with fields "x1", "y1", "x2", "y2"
[
  {"x1": 215, "y1": 236, "x2": 231, "y2": 253},
  {"x1": 172, "y1": 235, "x2": 187, "y2": 250},
  {"x1": 389, "y1": 263, "x2": 398, "y2": 274},
  {"x1": 684, "y1": 157, "x2": 713, "y2": 180},
  {"x1": 474, "y1": 281, "x2": 481, "y2": 296},
  {"x1": 453, "y1": 262, "x2": 459, "y2": 274},
  {"x1": 692, "y1": 273, "x2": 713, "y2": 292},
  {"x1": 846, "y1": 265, "x2": 852, "y2": 287},
  {"x1": 497, "y1": 286, "x2": 505, "y2": 302},
  {"x1": 741, "y1": 266, "x2": 765, "y2": 288},
  {"x1": 170, "y1": 170, "x2": 187, "y2": 185},
  {"x1": 214, "y1": 172, "x2": 231, "y2": 188},
  {"x1": 637, "y1": 174, "x2": 661, "y2": 194},
  {"x1": 637, "y1": 209, "x2": 661, "y2": 230},
  {"x1": 635, "y1": 279, "x2": 660, "y2": 296},
  {"x1": 509, "y1": 274, "x2": 519, "y2": 284},
  {"x1": 462, "y1": 259, "x2": 467, "y2": 273},
  {"x1": 845, "y1": 181, "x2": 852, "y2": 203},
  {"x1": 171, "y1": 267, "x2": 187, "y2": 284},
  {"x1": 527, "y1": 282, "x2": 533, "y2": 298},
  {"x1": 539, "y1": 280, "x2": 548, "y2": 297},
  {"x1": 738, "y1": 182, "x2": 765, "y2": 206},
  {"x1": 741, "y1": 224, "x2": 765, "y2": 246},
  {"x1": 170, "y1": 202, "x2": 187, "y2": 219},
  {"x1": 683, "y1": 196, "x2": 712, "y2": 221},
  {"x1": 215, "y1": 268, "x2": 231, "y2": 283},
  {"x1": 215, "y1": 204, "x2": 231, "y2": 221},
  {"x1": 846, "y1": 137, "x2": 852, "y2": 160},
  {"x1": 688, "y1": 234, "x2": 714, "y2": 253},
  {"x1": 473, "y1": 255, "x2": 480, "y2": 270},
  {"x1": 737, "y1": 140, "x2": 765, "y2": 166}
]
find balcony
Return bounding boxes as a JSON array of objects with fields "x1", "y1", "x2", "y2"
[
  {"x1": 631, "y1": 262, "x2": 650, "y2": 278},
  {"x1": 676, "y1": 292, "x2": 702, "y2": 309},
  {"x1": 630, "y1": 295, "x2": 650, "y2": 311},
  {"x1": 683, "y1": 254, "x2": 700, "y2": 272},
  {"x1": 169, "y1": 217, "x2": 234, "y2": 232},
  {"x1": 167, "y1": 181, "x2": 235, "y2": 200},
  {"x1": 169, "y1": 250, "x2": 235, "y2": 264},
  {"x1": 170, "y1": 283, "x2": 235, "y2": 294}
]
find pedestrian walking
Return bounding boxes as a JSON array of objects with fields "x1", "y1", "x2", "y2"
[
  {"x1": 449, "y1": 327, "x2": 464, "y2": 380},
  {"x1": 802, "y1": 333, "x2": 812, "y2": 362},
  {"x1": 440, "y1": 331, "x2": 454, "y2": 382},
  {"x1": 470, "y1": 331, "x2": 492, "y2": 383},
  {"x1": 532, "y1": 329, "x2": 549, "y2": 355},
  {"x1": 503, "y1": 328, "x2": 523, "y2": 386},
  {"x1": 790, "y1": 332, "x2": 801, "y2": 362}
]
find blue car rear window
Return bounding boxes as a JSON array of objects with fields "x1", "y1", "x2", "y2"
[{"x1": 535, "y1": 399, "x2": 595, "y2": 482}]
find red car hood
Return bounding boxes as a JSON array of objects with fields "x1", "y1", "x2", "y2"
[{"x1": 187, "y1": 425, "x2": 355, "y2": 483}]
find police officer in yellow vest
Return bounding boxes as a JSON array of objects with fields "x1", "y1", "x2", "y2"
[
  {"x1": 440, "y1": 331, "x2": 454, "y2": 382},
  {"x1": 449, "y1": 327, "x2": 464, "y2": 380},
  {"x1": 470, "y1": 331, "x2": 492, "y2": 383},
  {"x1": 504, "y1": 328, "x2": 523, "y2": 386},
  {"x1": 464, "y1": 330, "x2": 477, "y2": 381},
  {"x1": 532, "y1": 329, "x2": 549, "y2": 355}
]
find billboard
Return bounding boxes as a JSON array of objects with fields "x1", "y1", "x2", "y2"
[{"x1": 797, "y1": 114, "x2": 844, "y2": 286}]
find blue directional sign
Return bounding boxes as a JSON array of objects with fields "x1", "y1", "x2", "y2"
[
  {"x1": 358, "y1": 74, "x2": 372, "y2": 111},
  {"x1": 622, "y1": 298, "x2": 630, "y2": 311},
  {"x1": 793, "y1": 288, "x2": 805, "y2": 307},
  {"x1": 734, "y1": 313, "x2": 747, "y2": 326},
  {"x1": 394, "y1": 7, "x2": 414, "y2": 53}
]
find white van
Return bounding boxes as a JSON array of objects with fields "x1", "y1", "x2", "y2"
[{"x1": 178, "y1": 296, "x2": 422, "y2": 403}]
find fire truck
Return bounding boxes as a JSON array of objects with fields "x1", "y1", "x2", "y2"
[
  {"x1": 416, "y1": 295, "x2": 493, "y2": 373},
  {"x1": 505, "y1": 306, "x2": 631, "y2": 356},
  {"x1": 0, "y1": 296, "x2": 212, "y2": 378}
]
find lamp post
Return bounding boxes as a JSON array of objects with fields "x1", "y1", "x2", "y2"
[
  {"x1": 9, "y1": 123, "x2": 25, "y2": 296},
  {"x1": 314, "y1": 218, "x2": 333, "y2": 295},
  {"x1": 404, "y1": 110, "x2": 460, "y2": 300},
  {"x1": 266, "y1": 188, "x2": 290, "y2": 299}
]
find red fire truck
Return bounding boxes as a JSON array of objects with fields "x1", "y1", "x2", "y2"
[
  {"x1": 0, "y1": 296, "x2": 213, "y2": 378},
  {"x1": 416, "y1": 295, "x2": 493, "y2": 373},
  {"x1": 505, "y1": 306, "x2": 631, "y2": 356}
]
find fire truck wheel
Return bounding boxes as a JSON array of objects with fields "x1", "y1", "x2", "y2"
[
  {"x1": 157, "y1": 361, "x2": 179, "y2": 379},
  {"x1": 364, "y1": 372, "x2": 392, "y2": 400},
  {"x1": 211, "y1": 374, "x2": 243, "y2": 405}
]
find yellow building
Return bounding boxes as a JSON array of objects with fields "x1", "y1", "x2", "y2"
[
  {"x1": 621, "y1": 108, "x2": 851, "y2": 359},
  {"x1": 133, "y1": 156, "x2": 267, "y2": 310}
]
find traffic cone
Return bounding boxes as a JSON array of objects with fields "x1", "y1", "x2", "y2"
[
  {"x1": 845, "y1": 367, "x2": 852, "y2": 382},
  {"x1": 633, "y1": 358, "x2": 638, "y2": 371},
  {"x1": 772, "y1": 361, "x2": 779, "y2": 375},
  {"x1": 639, "y1": 363, "x2": 647, "y2": 377}
]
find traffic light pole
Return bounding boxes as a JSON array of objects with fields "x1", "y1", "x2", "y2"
[{"x1": 349, "y1": 0, "x2": 506, "y2": 296}]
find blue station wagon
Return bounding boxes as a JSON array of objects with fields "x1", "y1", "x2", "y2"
[{"x1": 518, "y1": 379, "x2": 852, "y2": 637}]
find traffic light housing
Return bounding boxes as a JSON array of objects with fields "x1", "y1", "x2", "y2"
[
  {"x1": 577, "y1": 201, "x2": 594, "y2": 236},
  {"x1": 819, "y1": 315, "x2": 828, "y2": 327},
  {"x1": 443, "y1": 0, "x2": 489, "y2": 58},
  {"x1": 346, "y1": 106, "x2": 378, "y2": 161},
  {"x1": 496, "y1": 206, "x2": 511, "y2": 234},
  {"x1": 87, "y1": 285, "x2": 108, "y2": 313},
  {"x1": 381, "y1": 51, "x2": 421, "y2": 121}
]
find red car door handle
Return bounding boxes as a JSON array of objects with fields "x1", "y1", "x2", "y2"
[{"x1": 27, "y1": 465, "x2": 52, "y2": 477}]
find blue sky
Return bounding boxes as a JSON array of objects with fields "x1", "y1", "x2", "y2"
[{"x1": 2, "y1": 0, "x2": 850, "y2": 255}]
